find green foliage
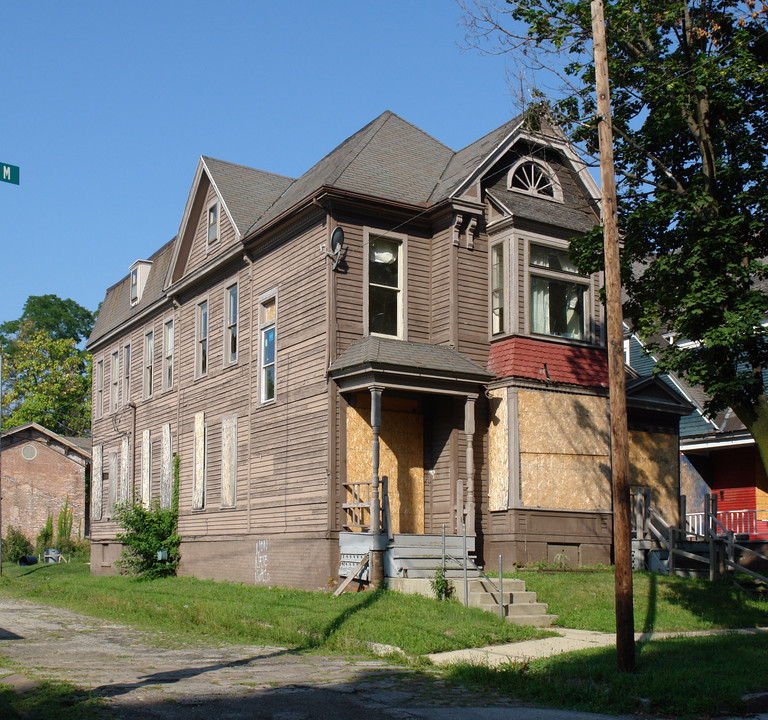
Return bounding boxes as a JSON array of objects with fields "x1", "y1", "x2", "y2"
[
  {"x1": 465, "y1": 0, "x2": 768, "y2": 467},
  {"x1": 2, "y1": 526, "x2": 33, "y2": 562},
  {"x1": 430, "y1": 566, "x2": 454, "y2": 600},
  {"x1": 55, "y1": 497, "x2": 75, "y2": 555},
  {"x1": 0, "y1": 294, "x2": 95, "y2": 350},
  {"x1": 35, "y1": 515, "x2": 54, "y2": 555},
  {"x1": 1, "y1": 329, "x2": 91, "y2": 434}
]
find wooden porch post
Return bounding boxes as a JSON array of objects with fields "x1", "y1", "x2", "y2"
[
  {"x1": 369, "y1": 385, "x2": 384, "y2": 585},
  {"x1": 464, "y1": 395, "x2": 477, "y2": 537}
]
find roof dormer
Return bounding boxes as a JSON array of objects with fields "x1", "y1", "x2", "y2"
[{"x1": 129, "y1": 259, "x2": 153, "y2": 306}]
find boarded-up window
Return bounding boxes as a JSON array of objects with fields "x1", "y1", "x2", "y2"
[
  {"x1": 160, "y1": 423, "x2": 173, "y2": 508},
  {"x1": 221, "y1": 414, "x2": 237, "y2": 507},
  {"x1": 142, "y1": 429, "x2": 152, "y2": 508},
  {"x1": 92, "y1": 445, "x2": 103, "y2": 521},
  {"x1": 192, "y1": 412, "x2": 206, "y2": 510},
  {"x1": 107, "y1": 450, "x2": 118, "y2": 518},
  {"x1": 120, "y1": 436, "x2": 130, "y2": 504},
  {"x1": 488, "y1": 388, "x2": 510, "y2": 511}
]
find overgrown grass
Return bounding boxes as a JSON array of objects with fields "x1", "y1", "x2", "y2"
[
  {"x1": 512, "y1": 567, "x2": 768, "y2": 632},
  {"x1": 448, "y1": 633, "x2": 768, "y2": 719},
  {"x1": 0, "y1": 563, "x2": 543, "y2": 656}
]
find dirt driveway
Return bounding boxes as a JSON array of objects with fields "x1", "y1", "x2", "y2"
[{"x1": 2, "y1": 596, "x2": 602, "y2": 720}]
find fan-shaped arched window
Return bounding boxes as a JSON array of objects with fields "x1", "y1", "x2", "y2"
[{"x1": 508, "y1": 159, "x2": 562, "y2": 202}]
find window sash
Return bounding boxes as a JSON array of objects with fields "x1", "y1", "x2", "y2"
[
  {"x1": 95, "y1": 360, "x2": 104, "y2": 418},
  {"x1": 110, "y1": 352, "x2": 119, "y2": 412},
  {"x1": 207, "y1": 204, "x2": 218, "y2": 244},
  {"x1": 530, "y1": 275, "x2": 588, "y2": 340},
  {"x1": 368, "y1": 236, "x2": 402, "y2": 338},
  {"x1": 227, "y1": 285, "x2": 238, "y2": 364},
  {"x1": 198, "y1": 301, "x2": 208, "y2": 376},
  {"x1": 144, "y1": 332, "x2": 154, "y2": 397},
  {"x1": 123, "y1": 345, "x2": 131, "y2": 403},
  {"x1": 164, "y1": 320, "x2": 174, "y2": 390},
  {"x1": 491, "y1": 244, "x2": 504, "y2": 335}
]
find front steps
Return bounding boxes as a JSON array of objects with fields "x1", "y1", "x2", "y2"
[{"x1": 388, "y1": 576, "x2": 556, "y2": 627}]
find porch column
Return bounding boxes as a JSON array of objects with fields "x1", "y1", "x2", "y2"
[
  {"x1": 464, "y1": 394, "x2": 477, "y2": 536},
  {"x1": 369, "y1": 385, "x2": 385, "y2": 585}
]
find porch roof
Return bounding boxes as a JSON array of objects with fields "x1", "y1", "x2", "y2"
[{"x1": 328, "y1": 337, "x2": 493, "y2": 395}]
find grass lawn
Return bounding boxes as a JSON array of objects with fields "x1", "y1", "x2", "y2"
[{"x1": 1, "y1": 562, "x2": 766, "y2": 718}]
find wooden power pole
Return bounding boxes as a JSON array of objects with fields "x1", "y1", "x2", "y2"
[{"x1": 590, "y1": 0, "x2": 635, "y2": 672}]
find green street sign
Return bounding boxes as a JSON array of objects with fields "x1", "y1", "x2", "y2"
[{"x1": 1, "y1": 163, "x2": 19, "y2": 185}]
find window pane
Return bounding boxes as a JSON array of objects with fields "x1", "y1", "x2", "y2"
[
  {"x1": 369, "y1": 238, "x2": 399, "y2": 288},
  {"x1": 369, "y1": 285, "x2": 398, "y2": 336},
  {"x1": 530, "y1": 244, "x2": 580, "y2": 274},
  {"x1": 263, "y1": 365, "x2": 275, "y2": 401},
  {"x1": 262, "y1": 327, "x2": 275, "y2": 365},
  {"x1": 530, "y1": 275, "x2": 586, "y2": 340}
]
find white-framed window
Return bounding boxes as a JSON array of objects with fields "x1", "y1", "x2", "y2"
[
  {"x1": 123, "y1": 344, "x2": 131, "y2": 404},
  {"x1": 207, "y1": 203, "x2": 219, "y2": 245},
  {"x1": 95, "y1": 359, "x2": 104, "y2": 419},
  {"x1": 197, "y1": 300, "x2": 208, "y2": 377},
  {"x1": 508, "y1": 158, "x2": 563, "y2": 202},
  {"x1": 163, "y1": 318, "x2": 174, "y2": 391},
  {"x1": 110, "y1": 350, "x2": 119, "y2": 412},
  {"x1": 365, "y1": 228, "x2": 405, "y2": 338},
  {"x1": 192, "y1": 411, "x2": 207, "y2": 510},
  {"x1": 490, "y1": 242, "x2": 505, "y2": 335},
  {"x1": 260, "y1": 294, "x2": 276, "y2": 403},
  {"x1": 144, "y1": 330, "x2": 154, "y2": 398},
  {"x1": 225, "y1": 283, "x2": 238, "y2": 365},
  {"x1": 130, "y1": 268, "x2": 139, "y2": 304},
  {"x1": 528, "y1": 241, "x2": 589, "y2": 341}
]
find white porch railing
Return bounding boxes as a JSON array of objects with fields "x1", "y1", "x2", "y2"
[{"x1": 686, "y1": 509, "x2": 758, "y2": 538}]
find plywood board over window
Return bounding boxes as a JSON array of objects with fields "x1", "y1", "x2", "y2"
[
  {"x1": 92, "y1": 445, "x2": 103, "y2": 521},
  {"x1": 141, "y1": 429, "x2": 151, "y2": 508},
  {"x1": 160, "y1": 423, "x2": 173, "y2": 508},
  {"x1": 488, "y1": 388, "x2": 509, "y2": 511},
  {"x1": 221, "y1": 414, "x2": 237, "y2": 507},
  {"x1": 192, "y1": 412, "x2": 206, "y2": 510}
]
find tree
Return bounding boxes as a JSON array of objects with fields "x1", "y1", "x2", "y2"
[
  {"x1": 1, "y1": 295, "x2": 95, "y2": 435},
  {"x1": 0, "y1": 294, "x2": 95, "y2": 351},
  {"x1": 1, "y1": 329, "x2": 92, "y2": 435},
  {"x1": 462, "y1": 1, "x2": 768, "y2": 470}
]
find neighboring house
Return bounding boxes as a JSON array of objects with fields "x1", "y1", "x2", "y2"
[
  {"x1": 625, "y1": 331, "x2": 768, "y2": 539},
  {"x1": 0, "y1": 422, "x2": 91, "y2": 542},
  {"x1": 87, "y1": 111, "x2": 687, "y2": 587}
]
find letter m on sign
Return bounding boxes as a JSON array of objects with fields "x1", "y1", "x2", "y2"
[{"x1": 1, "y1": 163, "x2": 20, "y2": 185}]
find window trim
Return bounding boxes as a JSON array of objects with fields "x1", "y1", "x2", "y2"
[
  {"x1": 144, "y1": 329, "x2": 154, "y2": 399},
  {"x1": 363, "y1": 226, "x2": 407, "y2": 340},
  {"x1": 196, "y1": 298, "x2": 209, "y2": 379},
  {"x1": 225, "y1": 282, "x2": 238, "y2": 366},
  {"x1": 207, "y1": 201, "x2": 219, "y2": 247},
  {"x1": 259, "y1": 289, "x2": 277, "y2": 405},
  {"x1": 163, "y1": 317, "x2": 174, "y2": 391},
  {"x1": 95, "y1": 358, "x2": 104, "y2": 419},
  {"x1": 507, "y1": 157, "x2": 563, "y2": 203},
  {"x1": 130, "y1": 268, "x2": 139, "y2": 305},
  {"x1": 110, "y1": 350, "x2": 119, "y2": 413},
  {"x1": 123, "y1": 343, "x2": 131, "y2": 404},
  {"x1": 489, "y1": 241, "x2": 507, "y2": 336},
  {"x1": 523, "y1": 235, "x2": 592, "y2": 342}
]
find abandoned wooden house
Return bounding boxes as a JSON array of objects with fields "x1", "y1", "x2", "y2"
[{"x1": 87, "y1": 111, "x2": 688, "y2": 587}]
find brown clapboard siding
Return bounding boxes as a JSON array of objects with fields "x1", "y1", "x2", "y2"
[
  {"x1": 429, "y1": 227, "x2": 453, "y2": 345},
  {"x1": 185, "y1": 184, "x2": 239, "y2": 276}
]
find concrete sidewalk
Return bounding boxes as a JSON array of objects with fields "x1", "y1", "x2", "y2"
[{"x1": 427, "y1": 626, "x2": 768, "y2": 667}]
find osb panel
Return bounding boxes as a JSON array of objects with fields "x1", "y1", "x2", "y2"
[
  {"x1": 521, "y1": 454, "x2": 611, "y2": 510},
  {"x1": 518, "y1": 390, "x2": 610, "y2": 511},
  {"x1": 518, "y1": 391, "x2": 610, "y2": 456},
  {"x1": 346, "y1": 401, "x2": 424, "y2": 533},
  {"x1": 488, "y1": 388, "x2": 509, "y2": 511},
  {"x1": 629, "y1": 430, "x2": 679, "y2": 525}
]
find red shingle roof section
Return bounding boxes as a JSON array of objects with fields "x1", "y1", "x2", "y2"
[{"x1": 488, "y1": 336, "x2": 608, "y2": 388}]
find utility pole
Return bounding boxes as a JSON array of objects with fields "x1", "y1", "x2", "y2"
[{"x1": 590, "y1": 0, "x2": 635, "y2": 672}]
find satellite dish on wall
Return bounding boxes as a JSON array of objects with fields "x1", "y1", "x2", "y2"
[{"x1": 322, "y1": 227, "x2": 345, "y2": 270}]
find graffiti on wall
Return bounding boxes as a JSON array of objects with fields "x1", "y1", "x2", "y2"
[{"x1": 254, "y1": 539, "x2": 270, "y2": 584}]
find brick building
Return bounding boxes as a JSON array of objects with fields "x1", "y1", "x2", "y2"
[{"x1": 1, "y1": 423, "x2": 91, "y2": 543}]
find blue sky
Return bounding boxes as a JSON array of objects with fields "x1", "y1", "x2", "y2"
[{"x1": 1, "y1": 1, "x2": 523, "y2": 325}]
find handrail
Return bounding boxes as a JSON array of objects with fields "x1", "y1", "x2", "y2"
[{"x1": 442, "y1": 552, "x2": 505, "y2": 611}]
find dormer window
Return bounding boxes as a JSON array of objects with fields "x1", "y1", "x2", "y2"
[
  {"x1": 207, "y1": 203, "x2": 218, "y2": 245},
  {"x1": 508, "y1": 159, "x2": 562, "y2": 202},
  {"x1": 129, "y1": 260, "x2": 152, "y2": 306}
]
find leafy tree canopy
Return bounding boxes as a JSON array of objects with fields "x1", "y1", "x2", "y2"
[
  {"x1": 463, "y1": 0, "x2": 768, "y2": 467},
  {"x1": 0, "y1": 294, "x2": 95, "y2": 351}
]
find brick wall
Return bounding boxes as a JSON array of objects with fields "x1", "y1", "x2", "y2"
[{"x1": 1, "y1": 431, "x2": 88, "y2": 544}]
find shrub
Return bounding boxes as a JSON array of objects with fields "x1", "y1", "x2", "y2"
[
  {"x1": 114, "y1": 454, "x2": 181, "y2": 579},
  {"x1": 3, "y1": 526, "x2": 34, "y2": 562},
  {"x1": 430, "y1": 565, "x2": 454, "y2": 601},
  {"x1": 55, "y1": 497, "x2": 76, "y2": 555},
  {"x1": 35, "y1": 514, "x2": 54, "y2": 555}
]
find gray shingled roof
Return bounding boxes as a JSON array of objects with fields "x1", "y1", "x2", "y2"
[
  {"x1": 329, "y1": 336, "x2": 493, "y2": 381},
  {"x1": 87, "y1": 238, "x2": 176, "y2": 348},
  {"x1": 202, "y1": 157, "x2": 293, "y2": 236},
  {"x1": 488, "y1": 188, "x2": 597, "y2": 233}
]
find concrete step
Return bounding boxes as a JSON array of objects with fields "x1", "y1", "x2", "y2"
[
  {"x1": 505, "y1": 613, "x2": 558, "y2": 628},
  {"x1": 469, "y1": 590, "x2": 538, "y2": 607},
  {"x1": 467, "y1": 578, "x2": 527, "y2": 593},
  {"x1": 396, "y1": 568, "x2": 482, "y2": 579},
  {"x1": 503, "y1": 602, "x2": 551, "y2": 616}
]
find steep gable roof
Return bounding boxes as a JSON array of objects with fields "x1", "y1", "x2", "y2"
[{"x1": 1, "y1": 422, "x2": 91, "y2": 460}]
